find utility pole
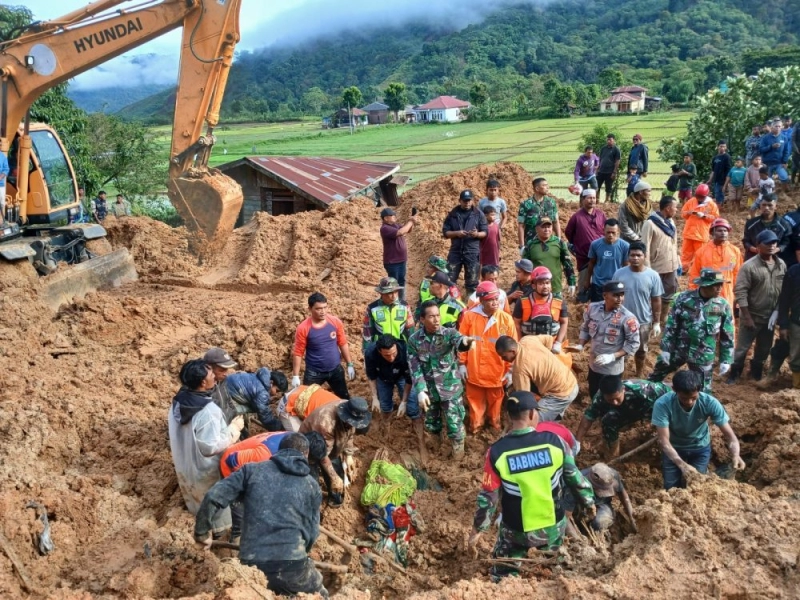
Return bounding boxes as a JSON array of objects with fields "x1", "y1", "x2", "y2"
[{"x1": 348, "y1": 103, "x2": 353, "y2": 135}]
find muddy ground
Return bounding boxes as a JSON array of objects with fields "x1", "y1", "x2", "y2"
[{"x1": 0, "y1": 163, "x2": 798, "y2": 600}]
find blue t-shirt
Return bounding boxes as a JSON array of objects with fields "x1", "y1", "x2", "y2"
[
  {"x1": 588, "y1": 238, "x2": 630, "y2": 286},
  {"x1": 478, "y1": 197, "x2": 508, "y2": 215},
  {"x1": 612, "y1": 266, "x2": 664, "y2": 324},
  {"x1": 651, "y1": 391, "x2": 729, "y2": 450},
  {"x1": 728, "y1": 166, "x2": 746, "y2": 187}
]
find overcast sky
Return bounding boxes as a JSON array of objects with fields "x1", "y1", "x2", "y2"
[{"x1": 20, "y1": 0, "x2": 547, "y2": 89}]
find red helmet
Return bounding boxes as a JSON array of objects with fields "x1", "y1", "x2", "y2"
[
  {"x1": 695, "y1": 183, "x2": 710, "y2": 197},
  {"x1": 531, "y1": 266, "x2": 553, "y2": 280},
  {"x1": 476, "y1": 280, "x2": 500, "y2": 299},
  {"x1": 710, "y1": 218, "x2": 732, "y2": 231}
]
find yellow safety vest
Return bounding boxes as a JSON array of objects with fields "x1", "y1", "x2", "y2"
[{"x1": 370, "y1": 302, "x2": 409, "y2": 341}]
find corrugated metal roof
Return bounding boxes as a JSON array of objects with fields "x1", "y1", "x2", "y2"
[
  {"x1": 362, "y1": 102, "x2": 389, "y2": 111},
  {"x1": 219, "y1": 156, "x2": 401, "y2": 207},
  {"x1": 600, "y1": 93, "x2": 642, "y2": 103},
  {"x1": 611, "y1": 85, "x2": 647, "y2": 93}
]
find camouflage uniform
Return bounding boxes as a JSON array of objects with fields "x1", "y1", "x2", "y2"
[
  {"x1": 649, "y1": 289, "x2": 734, "y2": 392},
  {"x1": 518, "y1": 195, "x2": 559, "y2": 244},
  {"x1": 584, "y1": 380, "x2": 671, "y2": 444},
  {"x1": 407, "y1": 326, "x2": 469, "y2": 441}
]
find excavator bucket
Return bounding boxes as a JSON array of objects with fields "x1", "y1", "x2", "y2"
[{"x1": 167, "y1": 168, "x2": 244, "y2": 258}]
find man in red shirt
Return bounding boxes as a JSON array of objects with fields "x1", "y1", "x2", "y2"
[
  {"x1": 565, "y1": 188, "x2": 606, "y2": 301},
  {"x1": 480, "y1": 205, "x2": 501, "y2": 268},
  {"x1": 380, "y1": 207, "x2": 418, "y2": 302},
  {"x1": 292, "y1": 292, "x2": 355, "y2": 399}
]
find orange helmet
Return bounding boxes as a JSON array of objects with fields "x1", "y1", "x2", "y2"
[
  {"x1": 531, "y1": 266, "x2": 553, "y2": 280},
  {"x1": 476, "y1": 281, "x2": 500, "y2": 299}
]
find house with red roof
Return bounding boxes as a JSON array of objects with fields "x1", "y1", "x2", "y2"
[
  {"x1": 414, "y1": 95, "x2": 471, "y2": 123},
  {"x1": 599, "y1": 86, "x2": 647, "y2": 113}
]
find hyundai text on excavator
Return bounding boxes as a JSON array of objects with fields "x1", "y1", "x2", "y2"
[{"x1": 0, "y1": 0, "x2": 244, "y2": 308}]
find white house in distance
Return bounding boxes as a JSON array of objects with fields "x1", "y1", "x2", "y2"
[
  {"x1": 414, "y1": 96, "x2": 471, "y2": 123},
  {"x1": 599, "y1": 85, "x2": 647, "y2": 113}
]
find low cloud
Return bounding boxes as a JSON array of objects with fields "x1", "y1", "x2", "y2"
[{"x1": 71, "y1": 52, "x2": 178, "y2": 91}]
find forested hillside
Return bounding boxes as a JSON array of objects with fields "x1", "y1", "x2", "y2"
[{"x1": 121, "y1": 0, "x2": 800, "y2": 122}]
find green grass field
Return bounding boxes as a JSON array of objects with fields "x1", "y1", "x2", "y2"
[{"x1": 152, "y1": 113, "x2": 690, "y2": 197}]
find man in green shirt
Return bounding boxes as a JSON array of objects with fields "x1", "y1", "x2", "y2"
[
  {"x1": 677, "y1": 152, "x2": 697, "y2": 201},
  {"x1": 517, "y1": 177, "x2": 560, "y2": 251},
  {"x1": 651, "y1": 370, "x2": 745, "y2": 490},
  {"x1": 522, "y1": 216, "x2": 576, "y2": 298}
]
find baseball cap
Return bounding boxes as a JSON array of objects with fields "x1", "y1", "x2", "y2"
[
  {"x1": 536, "y1": 216, "x2": 553, "y2": 227},
  {"x1": 506, "y1": 391, "x2": 539, "y2": 416},
  {"x1": 633, "y1": 180, "x2": 652, "y2": 193},
  {"x1": 756, "y1": 230, "x2": 779, "y2": 245},
  {"x1": 588, "y1": 463, "x2": 617, "y2": 498},
  {"x1": 380, "y1": 208, "x2": 396, "y2": 218},
  {"x1": 431, "y1": 271, "x2": 453, "y2": 286},
  {"x1": 459, "y1": 190, "x2": 474, "y2": 201},
  {"x1": 203, "y1": 347, "x2": 237, "y2": 369},
  {"x1": 602, "y1": 281, "x2": 625, "y2": 294},
  {"x1": 514, "y1": 259, "x2": 534, "y2": 273}
]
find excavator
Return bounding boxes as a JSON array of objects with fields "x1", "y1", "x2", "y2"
[{"x1": 0, "y1": 0, "x2": 244, "y2": 308}]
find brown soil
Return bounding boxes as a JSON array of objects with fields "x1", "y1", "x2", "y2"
[{"x1": 1, "y1": 163, "x2": 799, "y2": 600}]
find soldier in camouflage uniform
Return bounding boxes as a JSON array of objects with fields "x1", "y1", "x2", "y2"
[
  {"x1": 649, "y1": 268, "x2": 734, "y2": 392},
  {"x1": 575, "y1": 375, "x2": 671, "y2": 459},
  {"x1": 408, "y1": 299, "x2": 476, "y2": 458},
  {"x1": 517, "y1": 177, "x2": 561, "y2": 251},
  {"x1": 467, "y1": 391, "x2": 594, "y2": 581}
]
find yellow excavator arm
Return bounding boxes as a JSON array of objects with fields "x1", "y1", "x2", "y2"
[{"x1": 0, "y1": 0, "x2": 244, "y2": 252}]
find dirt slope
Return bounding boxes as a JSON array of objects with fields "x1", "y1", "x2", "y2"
[{"x1": 0, "y1": 163, "x2": 798, "y2": 599}]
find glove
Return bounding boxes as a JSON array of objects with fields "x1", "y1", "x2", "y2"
[
  {"x1": 519, "y1": 246, "x2": 525, "y2": 257},
  {"x1": 228, "y1": 415, "x2": 245, "y2": 440},
  {"x1": 719, "y1": 363, "x2": 731, "y2": 376},
  {"x1": 594, "y1": 353, "x2": 616, "y2": 367},
  {"x1": 397, "y1": 401, "x2": 407, "y2": 417},
  {"x1": 567, "y1": 285, "x2": 576, "y2": 298},
  {"x1": 573, "y1": 440, "x2": 581, "y2": 456},
  {"x1": 659, "y1": 351, "x2": 671, "y2": 364},
  {"x1": 371, "y1": 395, "x2": 381, "y2": 413},
  {"x1": 458, "y1": 365, "x2": 468, "y2": 380},
  {"x1": 347, "y1": 365, "x2": 356, "y2": 381},
  {"x1": 652, "y1": 323, "x2": 662, "y2": 338},
  {"x1": 330, "y1": 475, "x2": 344, "y2": 494},
  {"x1": 418, "y1": 391, "x2": 430, "y2": 412},
  {"x1": 343, "y1": 454, "x2": 355, "y2": 473},
  {"x1": 462, "y1": 336, "x2": 477, "y2": 350},
  {"x1": 291, "y1": 375, "x2": 301, "y2": 389},
  {"x1": 503, "y1": 372, "x2": 513, "y2": 387},
  {"x1": 768, "y1": 310, "x2": 779, "y2": 330},
  {"x1": 552, "y1": 341, "x2": 562, "y2": 354},
  {"x1": 572, "y1": 344, "x2": 584, "y2": 352}
]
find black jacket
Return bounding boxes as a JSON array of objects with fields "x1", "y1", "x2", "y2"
[
  {"x1": 442, "y1": 206, "x2": 487, "y2": 257},
  {"x1": 194, "y1": 449, "x2": 321, "y2": 562},
  {"x1": 742, "y1": 215, "x2": 790, "y2": 260}
]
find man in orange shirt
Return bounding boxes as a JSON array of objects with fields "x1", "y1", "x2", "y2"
[
  {"x1": 466, "y1": 265, "x2": 511, "y2": 313},
  {"x1": 495, "y1": 334, "x2": 579, "y2": 422},
  {"x1": 278, "y1": 385, "x2": 343, "y2": 431},
  {"x1": 688, "y1": 218, "x2": 742, "y2": 313},
  {"x1": 680, "y1": 183, "x2": 719, "y2": 272},
  {"x1": 459, "y1": 281, "x2": 517, "y2": 432}
]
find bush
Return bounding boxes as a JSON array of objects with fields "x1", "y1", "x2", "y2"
[
  {"x1": 131, "y1": 196, "x2": 183, "y2": 227},
  {"x1": 578, "y1": 123, "x2": 632, "y2": 203}
]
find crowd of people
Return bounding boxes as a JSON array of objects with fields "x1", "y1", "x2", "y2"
[{"x1": 164, "y1": 130, "x2": 800, "y2": 594}]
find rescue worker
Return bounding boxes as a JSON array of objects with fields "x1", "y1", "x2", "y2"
[
  {"x1": 573, "y1": 281, "x2": 641, "y2": 400},
  {"x1": 299, "y1": 397, "x2": 371, "y2": 507},
  {"x1": 442, "y1": 189, "x2": 488, "y2": 296},
  {"x1": 466, "y1": 265, "x2": 511, "y2": 312},
  {"x1": 521, "y1": 216, "x2": 576, "y2": 298},
  {"x1": 169, "y1": 360, "x2": 244, "y2": 535},
  {"x1": 777, "y1": 261, "x2": 800, "y2": 388},
  {"x1": 194, "y1": 434, "x2": 328, "y2": 598},
  {"x1": 729, "y1": 230, "x2": 786, "y2": 383},
  {"x1": 688, "y1": 218, "x2": 742, "y2": 316},
  {"x1": 680, "y1": 183, "x2": 719, "y2": 272},
  {"x1": 495, "y1": 335, "x2": 580, "y2": 422},
  {"x1": 362, "y1": 276, "x2": 414, "y2": 350},
  {"x1": 408, "y1": 300, "x2": 477, "y2": 458},
  {"x1": 415, "y1": 271, "x2": 465, "y2": 327},
  {"x1": 652, "y1": 370, "x2": 745, "y2": 490},
  {"x1": 277, "y1": 384, "x2": 343, "y2": 432},
  {"x1": 458, "y1": 281, "x2": 517, "y2": 433},
  {"x1": 419, "y1": 255, "x2": 461, "y2": 303},
  {"x1": 292, "y1": 292, "x2": 355, "y2": 400},
  {"x1": 564, "y1": 463, "x2": 636, "y2": 533},
  {"x1": 575, "y1": 375, "x2": 671, "y2": 459},
  {"x1": 507, "y1": 258, "x2": 535, "y2": 307},
  {"x1": 512, "y1": 266, "x2": 572, "y2": 369},
  {"x1": 467, "y1": 391, "x2": 595, "y2": 582},
  {"x1": 649, "y1": 269, "x2": 734, "y2": 392},
  {"x1": 204, "y1": 347, "x2": 287, "y2": 431}
]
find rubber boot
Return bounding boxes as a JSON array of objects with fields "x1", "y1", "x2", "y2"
[
  {"x1": 635, "y1": 356, "x2": 645, "y2": 379},
  {"x1": 755, "y1": 367, "x2": 780, "y2": 389},
  {"x1": 451, "y1": 439, "x2": 465, "y2": 460},
  {"x1": 725, "y1": 365, "x2": 742, "y2": 385},
  {"x1": 793, "y1": 372, "x2": 800, "y2": 389},
  {"x1": 750, "y1": 363, "x2": 764, "y2": 382},
  {"x1": 413, "y1": 419, "x2": 429, "y2": 464}
]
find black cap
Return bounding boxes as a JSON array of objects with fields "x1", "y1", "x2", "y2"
[
  {"x1": 431, "y1": 271, "x2": 453, "y2": 286},
  {"x1": 602, "y1": 281, "x2": 625, "y2": 293},
  {"x1": 756, "y1": 230, "x2": 779, "y2": 245},
  {"x1": 506, "y1": 391, "x2": 539, "y2": 415},
  {"x1": 459, "y1": 190, "x2": 474, "y2": 201},
  {"x1": 380, "y1": 208, "x2": 396, "y2": 218}
]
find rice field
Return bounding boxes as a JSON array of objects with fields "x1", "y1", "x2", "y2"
[{"x1": 152, "y1": 113, "x2": 691, "y2": 197}]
